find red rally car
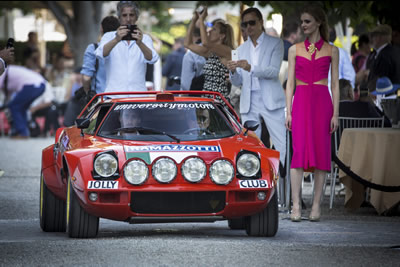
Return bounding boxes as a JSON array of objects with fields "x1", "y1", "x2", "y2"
[{"x1": 40, "y1": 91, "x2": 280, "y2": 238}]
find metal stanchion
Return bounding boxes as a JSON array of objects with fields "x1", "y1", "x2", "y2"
[
  {"x1": 285, "y1": 130, "x2": 291, "y2": 213},
  {"x1": 278, "y1": 130, "x2": 292, "y2": 212},
  {"x1": 277, "y1": 173, "x2": 285, "y2": 207}
]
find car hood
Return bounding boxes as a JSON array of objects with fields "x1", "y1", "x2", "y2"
[
  {"x1": 126, "y1": 134, "x2": 271, "y2": 162},
  {"x1": 64, "y1": 131, "x2": 279, "y2": 171}
]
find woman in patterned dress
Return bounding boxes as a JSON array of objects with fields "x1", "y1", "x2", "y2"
[
  {"x1": 285, "y1": 6, "x2": 339, "y2": 222},
  {"x1": 184, "y1": 7, "x2": 235, "y2": 103}
]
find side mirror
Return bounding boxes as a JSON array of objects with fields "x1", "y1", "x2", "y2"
[
  {"x1": 75, "y1": 118, "x2": 90, "y2": 137},
  {"x1": 76, "y1": 118, "x2": 90, "y2": 129},
  {"x1": 243, "y1": 120, "x2": 259, "y2": 136}
]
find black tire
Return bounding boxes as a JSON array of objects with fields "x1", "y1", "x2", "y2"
[
  {"x1": 228, "y1": 218, "x2": 245, "y2": 230},
  {"x1": 66, "y1": 177, "x2": 99, "y2": 238},
  {"x1": 40, "y1": 173, "x2": 66, "y2": 232},
  {"x1": 245, "y1": 191, "x2": 278, "y2": 237}
]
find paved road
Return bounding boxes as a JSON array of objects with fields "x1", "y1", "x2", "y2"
[{"x1": 1, "y1": 137, "x2": 399, "y2": 266}]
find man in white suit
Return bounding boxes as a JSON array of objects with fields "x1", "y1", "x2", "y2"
[{"x1": 227, "y1": 7, "x2": 286, "y2": 166}]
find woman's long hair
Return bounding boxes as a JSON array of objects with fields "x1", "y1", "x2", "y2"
[
  {"x1": 214, "y1": 21, "x2": 235, "y2": 49},
  {"x1": 301, "y1": 6, "x2": 329, "y2": 42}
]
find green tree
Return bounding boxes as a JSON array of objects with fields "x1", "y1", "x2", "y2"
[
  {"x1": 1, "y1": 1, "x2": 173, "y2": 67},
  {"x1": 1, "y1": 1, "x2": 397, "y2": 66},
  {"x1": 197, "y1": 1, "x2": 383, "y2": 33},
  {"x1": 43, "y1": 1, "x2": 103, "y2": 68}
]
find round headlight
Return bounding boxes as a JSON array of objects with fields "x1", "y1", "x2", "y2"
[
  {"x1": 152, "y1": 158, "x2": 177, "y2": 183},
  {"x1": 182, "y1": 157, "x2": 206, "y2": 183},
  {"x1": 210, "y1": 160, "x2": 234, "y2": 185},
  {"x1": 124, "y1": 160, "x2": 148, "y2": 185},
  {"x1": 237, "y1": 154, "x2": 260, "y2": 177},
  {"x1": 94, "y1": 153, "x2": 118, "y2": 177}
]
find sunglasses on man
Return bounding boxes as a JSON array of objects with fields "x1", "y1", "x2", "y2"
[{"x1": 241, "y1": 20, "x2": 256, "y2": 28}]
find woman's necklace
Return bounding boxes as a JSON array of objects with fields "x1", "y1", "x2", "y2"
[{"x1": 307, "y1": 42, "x2": 318, "y2": 55}]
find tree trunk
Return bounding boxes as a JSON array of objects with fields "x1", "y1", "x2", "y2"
[{"x1": 44, "y1": 1, "x2": 103, "y2": 68}]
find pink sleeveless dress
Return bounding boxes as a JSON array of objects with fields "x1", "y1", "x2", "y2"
[{"x1": 290, "y1": 38, "x2": 333, "y2": 172}]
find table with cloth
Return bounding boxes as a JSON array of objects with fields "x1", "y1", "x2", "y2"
[{"x1": 338, "y1": 128, "x2": 400, "y2": 214}]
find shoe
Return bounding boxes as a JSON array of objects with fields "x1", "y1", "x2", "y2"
[
  {"x1": 290, "y1": 207, "x2": 301, "y2": 222},
  {"x1": 309, "y1": 207, "x2": 321, "y2": 222},
  {"x1": 309, "y1": 215, "x2": 320, "y2": 222},
  {"x1": 290, "y1": 214, "x2": 301, "y2": 222}
]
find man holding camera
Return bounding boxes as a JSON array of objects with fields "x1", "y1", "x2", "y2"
[{"x1": 96, "y1": 1, "x2": 159, "y2": 94}]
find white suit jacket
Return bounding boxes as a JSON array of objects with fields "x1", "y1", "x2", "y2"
[{"x1": 230, "y1": 33, "x2": 285, "y2": 113}]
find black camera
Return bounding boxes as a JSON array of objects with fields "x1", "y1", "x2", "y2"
[
  {"x1": 6, "y1": 38, "x2": 14, "y2": 49},
  {"x1": 122, "y1": 24, "x2": 138, "y2": 41}
]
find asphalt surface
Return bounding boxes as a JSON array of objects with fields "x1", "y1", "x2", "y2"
[{"x1": 0, "y1": 137, "x2": 399, "y2": 266}]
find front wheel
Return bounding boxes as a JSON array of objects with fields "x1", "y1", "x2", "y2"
[
  {"x1": 245, "y1": 191, "x2": 278, "y2": 237},
  {"x1": 66, "y1": 176, "x2": 99, "y2": 238},
  {"x1": 40, "y1": 173, "x2": 66, "y2": 232}
]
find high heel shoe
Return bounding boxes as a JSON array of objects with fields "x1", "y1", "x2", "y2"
[
  {"x1": 291, "y1": 214, "x2": 301, "y2": 222},
  {"x1": 290, "y1": 208, "x2": 301, "y2": 222},
  {"x1": 309, "y1": 207, "x2": 321, "y2": 222},
  {"x1": 309, "y1": 214, "x2": 320, "y2": 222}
]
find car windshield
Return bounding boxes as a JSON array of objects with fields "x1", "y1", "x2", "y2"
[{"x1": 98, "y1": 102, "x2": 236, "y2": 141}]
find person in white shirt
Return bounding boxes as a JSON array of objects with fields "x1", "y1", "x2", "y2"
[
  {"x1": 180, "y1": 27, "x2": 206, "y2": 91},
  {"x1": 96, "y1": 1, "x2": 159, "y2": 94},
  {"x1": 0, "y1": 65, "x2": 45, "y2": 138},
  {"x1": 328, "y1": 27, "x2": 356, "y2": 89}
]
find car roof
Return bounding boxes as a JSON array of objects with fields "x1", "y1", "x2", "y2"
[{"x1": 93, "y1": 91, "x2": 217, "y2": 102}]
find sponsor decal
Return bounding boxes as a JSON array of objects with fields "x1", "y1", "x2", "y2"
[
  {"x1": 239, "y1": 180, "x2": 269, "y2": 188},
  {"x1": 87, "y1": 180, "x2": 119, "y2": 189},
  {"x1": 60, "y1": 134, "x2": 69, "y2": 153},
  {"x1": 125, "y1": 145, "x2": 220, "y2": 153},
  {"x1": 115, "y1": 103, "x2": 215, "y2": 110}
]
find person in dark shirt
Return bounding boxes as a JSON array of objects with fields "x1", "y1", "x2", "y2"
[
  {"x1": 162, "y1": 38, "x2": 186, "y2": 90},
  {"x1": 339, "y1": 79, "x2": 382, "y2": 118},
  {"x1": 282, "y1": 22, "x2": 301, "y2": 61},
  {"x1": 367, "y1": 24, "x2": 400, "y2": 91}
]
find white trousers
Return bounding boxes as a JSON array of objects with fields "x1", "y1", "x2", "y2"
[{"x1": 241, "y1": 90, "x2": 287, "y2": 165}]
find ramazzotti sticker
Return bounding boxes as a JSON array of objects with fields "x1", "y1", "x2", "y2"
[
  {"x1": 115, "y1": 103, "x2": 215, "y2": 110},
  {"x1": 125, "y1": 145, "x2": 220, "y2": 152},
  {"x1": 239, "y1": 180, "x2": 269, "y2": 188},
  {"x1": 87, "y1": 180, "x2": 118, "y2": 189}
]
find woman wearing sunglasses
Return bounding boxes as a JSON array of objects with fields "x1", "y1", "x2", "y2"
[
  {"x1": 285, "y1": 6, "x2": 339, "y2": 222},
  {"x1": 184, "y1": 7, "x2": 235, "y2": 104}
]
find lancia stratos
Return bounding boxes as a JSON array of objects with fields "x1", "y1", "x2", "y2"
[{"x1": 40, "y1": 91, "x2": 280, "y2": 238}]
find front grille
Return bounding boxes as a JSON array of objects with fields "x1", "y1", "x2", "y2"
[{"x1": 130, "y1": 191, "x2": 226, "y2": 214}]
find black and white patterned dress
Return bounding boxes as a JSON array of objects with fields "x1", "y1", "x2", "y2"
[{"x1": 202, "y1": 53, "x2": 230, "y2": 104}]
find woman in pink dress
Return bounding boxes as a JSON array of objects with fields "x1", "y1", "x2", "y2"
[{"x1": 285, "y1": 6, "x2": 339, "y2": 222}]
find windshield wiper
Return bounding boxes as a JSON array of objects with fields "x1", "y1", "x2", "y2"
[{"x1": 112, "y1": 127, "x2": 180, "y2": 143}]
